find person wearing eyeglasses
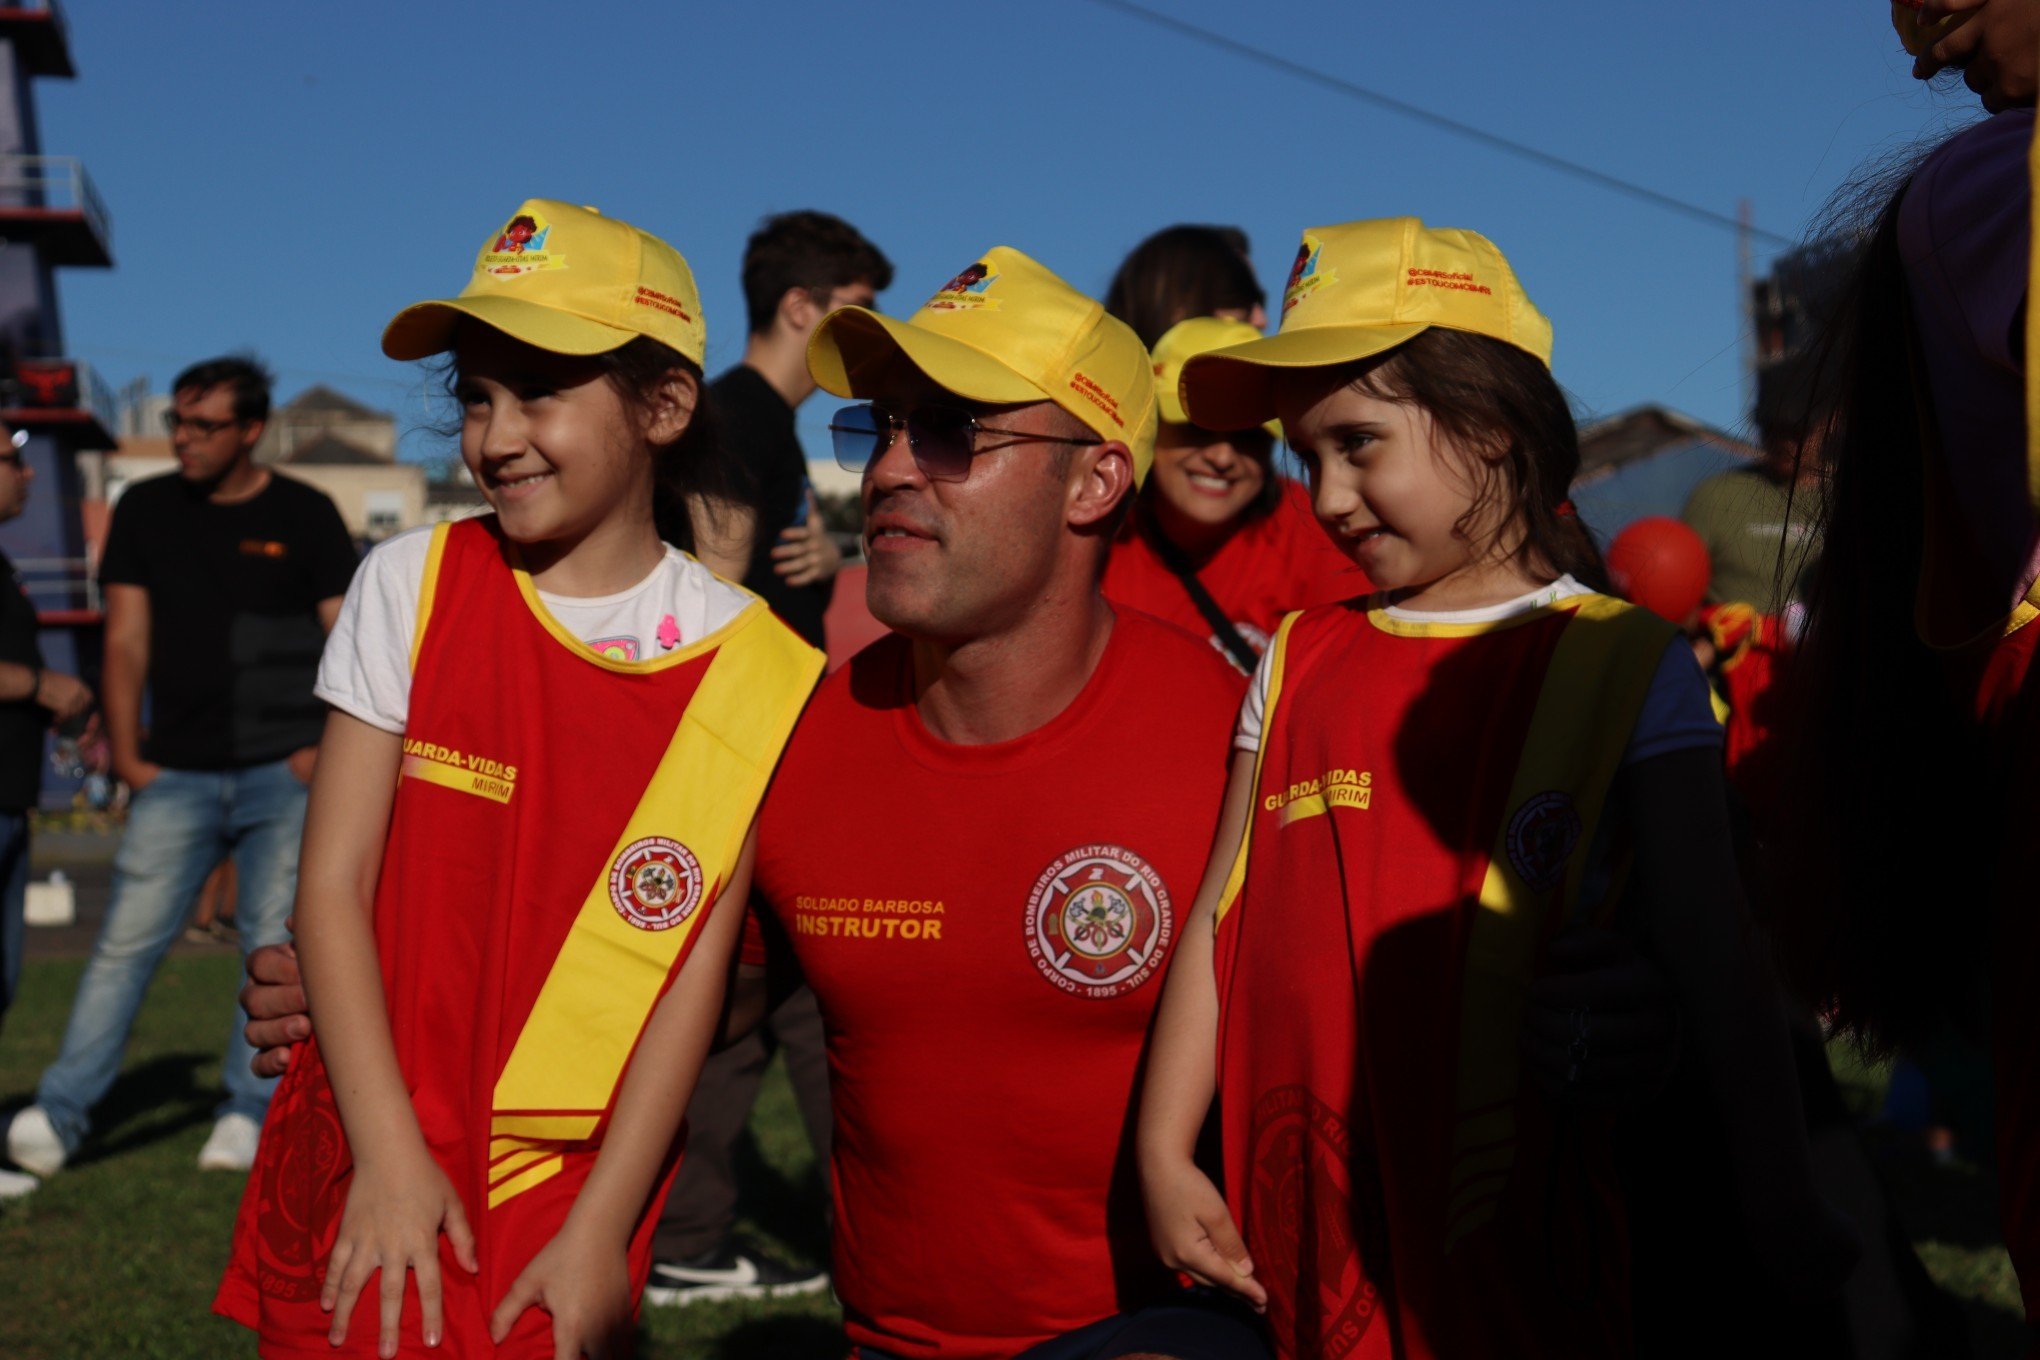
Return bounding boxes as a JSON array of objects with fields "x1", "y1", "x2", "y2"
[
  {"x1": 5, "y1": 356, "x2": 357, "y2": 1188},
  {"x1": 0, "y1": 422, "x2": 94, "y2": 1202},
  {"x1": 244, "y1": 249, "x2": 1273, "y2": 1360}
]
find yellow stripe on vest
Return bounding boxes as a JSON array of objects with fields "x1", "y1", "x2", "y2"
[
  {"x1": 485, "y1": 609, "x2": 821, "y2": 1208},
  {"x1": 1444, "y1": 595, "x2": 1669, "y2": 1250},
  {"x1": 488, "y1": 1156, "x2": 564, "y2": 1209},
  {"x1": 410, "y1": 521, "x2": 454, "y2": 674},
  {"x1": 1215, "y1": 612, "x2": 1300, "y2": 930}
]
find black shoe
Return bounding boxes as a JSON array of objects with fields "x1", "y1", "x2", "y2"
[{"x1": 642, "y1": 1240, "x2": 830, "y2": 1307}]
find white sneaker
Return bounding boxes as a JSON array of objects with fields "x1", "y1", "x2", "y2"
[
  {"x1": 197, "y1": 1113, "x2": 261, "y2": 1172},
  {"x1": 6, "y1": 1106, "x2": 66, "y2": 1178},
  {"x1": 0, "y1": 1167, "x2": 38, "y2": 1202}
]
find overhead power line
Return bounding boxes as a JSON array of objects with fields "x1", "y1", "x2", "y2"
[{"x1": 1079, "y1": 0, "x2": 1792, "y2": 248}]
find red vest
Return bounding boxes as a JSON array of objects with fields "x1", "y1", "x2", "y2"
[
  {"x1": 217, "y1": 518, "x2": 821, "y2": 1357},
  {"x1": 1216, "y1": 595, "x2": 1670, "y2": 1360}
]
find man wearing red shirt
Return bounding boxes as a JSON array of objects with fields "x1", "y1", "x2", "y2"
[{"x1": 246, "y1": 247, "x2": 1268, "y2": 1360}]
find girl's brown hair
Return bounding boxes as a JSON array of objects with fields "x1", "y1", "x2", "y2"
[{"x1": 1339, "y1": 327, "x2": 1608, "y2": 590}]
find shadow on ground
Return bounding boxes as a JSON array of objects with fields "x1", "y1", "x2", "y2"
[{"x1": 2, "y1": 1051, "x2": 219, "y2": 1167}]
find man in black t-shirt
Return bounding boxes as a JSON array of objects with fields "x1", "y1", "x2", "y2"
[
  {"x1": 5, "y1": 357, "x2": 356, "y2": 1186},
  {"x1": 646, "y1": 212, "x2": 891, "y2": 1307},
  {"x1": 692, "y1": 211, "x2": 893, "y2": 647},
  {"x1": 0, "y1": 419, "x2": 94, "y2": 1202}
]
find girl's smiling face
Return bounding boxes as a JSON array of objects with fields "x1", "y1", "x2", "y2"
[
  {"x1": 451, "y1": 326, "x2": 667, "y2": 554},
  {"x1": 1148, "y1": 422, "x2": 1271, "y2": 532},
  {"x1": 1275, "y1": 363, "x2": 1531, "y2": 610}
]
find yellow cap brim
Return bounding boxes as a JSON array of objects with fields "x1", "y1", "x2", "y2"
[
  {"x1": 381, "y1": 295, "x2": 642, "y2": 361},
  {"x1": 807, "y1": 308, "x2": 1051, "y2": 408},
  {"x1": 1180, "y1": 323, "x2": 1433, "y2": 432}
]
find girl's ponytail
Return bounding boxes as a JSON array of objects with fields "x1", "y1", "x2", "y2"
[{"x1": 593, "y1": 338, "x2": 747, "y2": 557}]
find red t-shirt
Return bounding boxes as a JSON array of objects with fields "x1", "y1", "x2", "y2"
[
  {"x1": 1103, "y1": 480, "x2": 1365, "y2": 664},
  {"x1": 747, "y1": 609, "x2": 1245, "y2": 1360}
]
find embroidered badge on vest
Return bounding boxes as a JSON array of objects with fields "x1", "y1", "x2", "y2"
[
  {"x1": 1503, "y1": 790, "x2": 1583, "y2": 893},
  {"x1": 607, "y1": 836, "x2": 704, "y2": 932}
]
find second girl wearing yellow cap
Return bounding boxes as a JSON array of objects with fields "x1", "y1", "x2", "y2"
[
  {"x1": 1135, "y1": 220, "x2": 1853, "y2": 1358},
  {"x1": 1102, "y1": 316, "x2": 1363, "y2": 672},
  {"x1": 213, "y1": 200, "x2": 822, "y2": 1359}
]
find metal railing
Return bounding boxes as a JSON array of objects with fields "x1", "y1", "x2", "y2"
[
  {"x1": 0, "y1": 154, "x2": 110, "y2": 253},
  {"x1": 8, "y1": 354, "x2": 117, "y2": 434},
  {"x1": 11, "y1": 555, "x2": 96, "y2": 613}
]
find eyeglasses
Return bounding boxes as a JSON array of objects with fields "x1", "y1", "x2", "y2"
[
  {"x1": 161, "y1": 411, "x2": 244, "y2": 438},
  {"x1": 828, "y1": 402, "x2": 1099, "y2": 483}
]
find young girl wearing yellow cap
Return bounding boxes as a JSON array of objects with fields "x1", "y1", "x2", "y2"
[
  {"x1": 213, "y1": 200, "x2": 822, "y2": 1358},
  {"x1": 1136, "y1": 219, "x2": 1851, "y2": 1358}
]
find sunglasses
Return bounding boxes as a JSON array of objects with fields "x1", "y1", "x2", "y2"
[{"x1": 828, "y1": 402, "x2": 1099, "y2": 483}]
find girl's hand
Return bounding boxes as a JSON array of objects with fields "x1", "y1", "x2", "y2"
[
  {"x1": 489, "y1": 1224, "x2": 635, "y2": 1360},
  {"x1": 323, "y1": 1148, "x2": 478, "y2": 1356},
  {"x1": 1141, "y1": 1157, "x2": 1268, "y2": 1311}
]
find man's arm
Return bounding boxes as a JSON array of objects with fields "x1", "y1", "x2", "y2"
[
  {"x1": 0, "y1": 662, "x2": 90, "y2": 721},
  {"x1": 101, "y1": 583, "x2": 157, "y2": 790}
]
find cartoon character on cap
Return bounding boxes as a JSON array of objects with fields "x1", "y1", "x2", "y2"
[
  {"x1": 494, "y1": 214, "x2": 539, "y2": 254},
  {"x1": 943, "y1": 262, "x2": 992, "y2": 294}
]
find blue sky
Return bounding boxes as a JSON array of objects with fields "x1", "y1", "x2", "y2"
[{"x1": 35, "y1": 0, "x2": 1986, "y2": 462}]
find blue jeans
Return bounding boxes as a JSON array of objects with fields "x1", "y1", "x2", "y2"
[
  {"x1": 0, "y1": 811, "x2": 27, "y2": 1033},
  {"x1": 33, "y1": 761, "x2": 306, "y2": 1151}
]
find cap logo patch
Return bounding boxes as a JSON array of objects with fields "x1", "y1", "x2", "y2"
[
  {"x1": 481, "y1": 210, "x2": 566, "y2": 279},
  {"x1": 1406, "y1": 267, "x2": 1492, "y2": 297},
  {"x1": 1283, "y1": 233, "x2": 1334, "y2": 313},
  {"x1": 924, "y1": 261, "x2": 1001, "y2": 312}
]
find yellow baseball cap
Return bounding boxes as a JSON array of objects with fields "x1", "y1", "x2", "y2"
[
  {"x1": 1150, "y1": 316, "x2": 1279, "y2": 437},
  {"x1": 383, "y1": 198, "x2": 707, "y2": 365},
  {"x1": 1180, "y1": 218, "x2": 1552, "y2": 432},
  {"x1": 806, "y1": 245, "x2": 1157, "y2": 484}
]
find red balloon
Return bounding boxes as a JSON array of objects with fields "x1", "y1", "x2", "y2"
[{"x1": 1607, "y1": 516, "x2": 1711, "y2": 623}]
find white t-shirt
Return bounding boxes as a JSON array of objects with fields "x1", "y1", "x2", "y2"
[
  {"x1": 1233, "y1": 575, "x2": 1721, "y2": 764},
  {"x1": 316, "y1": 524, "x2": 756, "y2": 735}
]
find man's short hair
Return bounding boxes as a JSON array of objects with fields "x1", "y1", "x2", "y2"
[
  {"x1": 172, "y1": 355, "x2": 274, "y2": 424},
  {"x1": 741, "y1": 211, "x2": 894, "y2": 335}
]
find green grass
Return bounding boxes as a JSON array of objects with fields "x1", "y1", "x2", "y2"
[
  {"x1": 2, "y1": 958, "x2": 2029, "y2": 1357},
  {"x1": 0, "y1": 956, "x2": 841, "y2": 1359}
]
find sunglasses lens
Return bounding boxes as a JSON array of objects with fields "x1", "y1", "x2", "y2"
[
  {"x1": 906, "y1": 406, "x2": 975, "y2": 481},
  {"x1": 828, "y1": 404, "x2": 885, "y2": 473}
]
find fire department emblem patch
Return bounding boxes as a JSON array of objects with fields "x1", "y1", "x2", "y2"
[
  {"x1": 1504, "y1": 790, "x2": 1582, "y2": 893},
  {"x1": 1024, "y1": 844, "x2": 1172, "y2": 999},
  {"x1": 608, "y1": 836, "x2": 703, "y2": 932}
]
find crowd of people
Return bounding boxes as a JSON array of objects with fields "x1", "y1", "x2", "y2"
[{"x1": 0, "y1": 6, "x2": 2035, "y2": 1358}]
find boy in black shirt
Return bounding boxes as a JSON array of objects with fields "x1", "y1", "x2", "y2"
[
  {"x1": 649, "y1": 212, "x2": 890, "y2": 1305},
  {"x1": 6, "y1": 357, "x2": 356, "y2": 1183}
]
